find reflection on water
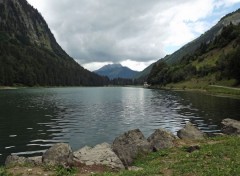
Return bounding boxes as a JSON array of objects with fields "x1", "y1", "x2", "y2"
[{"x1": 0, "y1": 87, "x2": 240, "y2": 164}]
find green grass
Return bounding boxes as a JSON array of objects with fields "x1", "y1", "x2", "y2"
[
  {"x1": 192, "y1": 43, "x2": 234, "y2": 71},
  {"x1": 0, "y1": 167, "x2": 13, "y2": 176},
  {"x1": 164, "y1": 75, "x2": 240, "y2": 98},
  {"x1": 3, "y1": 136, "x2": 240, "y2": 176},
  {"x1": 95, "y1": 136, "x2": 240, "y2": 176},
  {"x1": 165, "y1": 76, "x2": 216, "y2": 90},
  {"x1": 206, "y1": 86, "x2": 240, "y2": 97},
  {"x1": 54, "y1": 166, "x2": 77, "y2": 176}
]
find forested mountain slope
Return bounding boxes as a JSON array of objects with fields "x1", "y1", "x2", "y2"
[
  {"x1": 147, "y1": 9, "x2": 240, "y2": 87},
  {"x1": 0, "y1": 0, "x2": 108, "y2": 86}
]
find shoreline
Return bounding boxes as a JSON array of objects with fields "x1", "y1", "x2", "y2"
[
  {"x1": 149, "y1": 84, "x2": 240, "y2": 99},
  {"x1": 1, "y1": 118, "x2": 240, "y2": 176},
  {"x1": 0, "y1": 87, "x2": 18, "y2": 90}
]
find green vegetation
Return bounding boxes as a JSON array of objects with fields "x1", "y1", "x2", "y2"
[
  {"x1": 96, "y1": 136, "x2": 240, "y2": 176},
  {"x1": 147, "y1": 23, "x2": 240, "y2": 91},
  {"x1": 43, "y1": 165, "x2": 77, "y2": 176},
  {"x1": 3, "y1": 136, "x2": 240, "y2": 176},
  {"x1": 207, "y1": 86, "x2": 240, "y2": 97},
  {"x1": 0, "y1": 167, "x2": 10, "y2": 176},
  {"x1": 54, "y1": 166, "x2": 77, "y2": 176},
  {"x1": 0, "y1": 42, "x2": 109, "y2": 86}
]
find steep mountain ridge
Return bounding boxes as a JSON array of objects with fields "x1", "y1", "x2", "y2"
[
  {"x1": 0, "y1": 0, "x2": 108, "y2": 86},
  {"x1": 136, "y1": 9, "x2": 240, "y2": 81},
  {"x1": 94, "y1": 64, "x2": 139, "y2": 80},
  {"x1": 147, "y1": 10, "x2": 240, "y2": 87},
  {"x1": 164, "y1": 9, "x2": 240, "y2": 64}
]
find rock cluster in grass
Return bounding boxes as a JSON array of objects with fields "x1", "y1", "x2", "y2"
[{"x1": 5, "y1": 118, "x2": 239, "y2": 170}]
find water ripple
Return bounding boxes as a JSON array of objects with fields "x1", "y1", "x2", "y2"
[{"x1": 0, "y1": 87, "x2": 240, "y2": 165}]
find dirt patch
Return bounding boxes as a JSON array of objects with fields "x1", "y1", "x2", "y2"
[
  {"x1": 75, "y1": 162, "x2": 113, "y2": 175},
  {"x1": 7, "y1": 166, "x2": 55, "y2": 176},
  {"x1": 161, "y1": 168, "x2": 173, "y2": 176},
  {"x1": 173, "y1": 139, "x2": 201, "y2": 147},
  {"x1": 7, "y1": 163, "x2": 114, "y2": 176}
]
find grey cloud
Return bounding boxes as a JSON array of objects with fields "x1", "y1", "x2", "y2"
[
  {"x1": 29, "y1": 0, "x2": 181, "y2": 64},
  {"x1": 28, "y1": 0, "x2": 233, "y2": 65}
]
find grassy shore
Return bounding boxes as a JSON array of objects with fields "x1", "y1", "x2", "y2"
[
  {"x1": 1, "y1": 135, "x2": 240, "y2": 176},
  {"x1": 97, "y1": 136, "x2": 240, "y2": 176},
  {"x1": 158, "y1": 78, "x2": 240, "y2": 98}
]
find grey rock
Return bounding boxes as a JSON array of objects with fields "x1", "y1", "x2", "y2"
[
  {"x1": 74, "y1": 142, "x2": 124, "y2": 170},
  {"x1": 5, "y1": 155, "x2": 28, "y2": 167},
  {"x1": 222, "y1": 118, "x2": 240, "y2": 135},
  {"x1": 42, "y1": 143, "x2": 74, "y2": 167},
  {"x1": 5, "y1": 155, "x2": 43, "y2": 167},
  {"x1": 27, "y1": 156, "x2": 43, "y2": 165},
  {"x1": 147, "y1": 128, "x2": 176, "y2": 151},
  {"x1": 177, "y1": 122, "x2": 205, "y2": 140},
  {"x1": 112, "y1": 129, "x2": 151, "y2": 167}
]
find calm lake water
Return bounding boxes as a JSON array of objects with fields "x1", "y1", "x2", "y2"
[{"x1": 0, "y1": 87, "x2": 240, "y2": 164}]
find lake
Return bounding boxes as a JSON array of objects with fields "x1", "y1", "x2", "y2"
[{"x1": 0, "y1": 87, "x2": 240, "y2": 164}]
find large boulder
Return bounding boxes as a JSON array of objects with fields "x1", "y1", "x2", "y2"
[
  {"x1": 177, "y1": 122, "x2": 205, "y2": 140},
  {"x1": 147, "y1": 129, "x2": 176, "y2": 151},
  {"x1": 5, "y1": 155, "x2": 43, "y2": 167},
  {"x1": 74, "y1": 143, "x2": 124, "y2": 170},
  {"x1": 42, "y1": 143, "x2": 74, "y2": 167},
  {"x1": 5, "y1": 155, "x2": 28, "y2": 167},
  {"x1": 27, "y1": 156, "x2": 43, "y2": 165},
  {"x1": 222, "y1": 118, "x2": 240, "y2": 135},
  {"x1": 112, "y1": 129, "x2": 151, "y2": 167}
]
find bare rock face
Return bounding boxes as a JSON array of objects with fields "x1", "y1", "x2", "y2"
[
  {"x1": 222, "y1": 118, "x2": 240, "y2": 135},
  {"x1": 147, "y1": 129, "x2": 176, "y2": 151},
  {"x1": 112, "y1": 129, "x2": 151, "y2": 167},
  {"x1": 177, "y1": 122, "x2": 205, "y2": 140},
  {"x1": 42, "y1": 143, "x2": 74, "y2": 167},
  {"x1": 74, "y1": 143, "x2": 124, "y2": 170}
]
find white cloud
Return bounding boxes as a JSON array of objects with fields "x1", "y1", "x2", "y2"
[
  {"x1": 82, "y1": 62, "x2": 113, "y2": 71},
  {"x1": 121, "y1": 60, "x2": 156, "y2": 72},
  {"x1": 27, "y1": 0, "x2": 240, "y2": 71}
]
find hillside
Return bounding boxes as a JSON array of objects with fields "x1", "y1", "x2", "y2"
[
  {"x1": 94, "y1": 64, "x2": 139, "y2": 80},
  {"x1": 0, "y1": 0, "x2": 108, "y2": 86},
  {"x1": 138, "y1": 9, "x2": 240, "y2": 83},
  {"x1": 147, "y1": 9, "x2": 240, "y2": 89},
  {"x1": 133, "y1": 63, "x2": 154, "y2": 80},
  {"x1": 164, "y1": 9, "x2": 240, "y2": 65}
]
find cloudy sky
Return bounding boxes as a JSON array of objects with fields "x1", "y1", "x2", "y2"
[{"x1": 27, "y1": 0, "x2": 240, "y2": 71}]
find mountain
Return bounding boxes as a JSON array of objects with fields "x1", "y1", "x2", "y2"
[
  {"x1": 0, "y1": 0, "x2": 108, "y2": 86},
  {"x1": 147, "y1": 9, "x2": 240, "y2": 87},
  {"x1": 163, "y1": 9, "x2": 240, "y2": 65},
  {"x1": 134, "y1": 63, "x2": 154, "y2": 80},
  {"x1": 94, "y1": 64, "x2": 139, "y2": 80}
]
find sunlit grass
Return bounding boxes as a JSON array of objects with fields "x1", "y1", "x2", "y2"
[{"x1": 95, "y1": 136, "x2": 240, "y2": 176}]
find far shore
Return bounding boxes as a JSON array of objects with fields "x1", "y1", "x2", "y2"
[
  {"x1": 1, "y1": 85, "x2": 240, "y2": 99},
  {"x1": 149, "y1": 84, "x2": 240, "y2": 99},
  {"x1": 0, "y1": 86, "x2": 19, "y2": 90}
]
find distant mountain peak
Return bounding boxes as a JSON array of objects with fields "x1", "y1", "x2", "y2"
[
  {"x1": 100, "y1": 64, "x2": 123, "y2": 70},
  {"x1": 94, "y1": 64, "x2": 139, "y2": 80}
]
